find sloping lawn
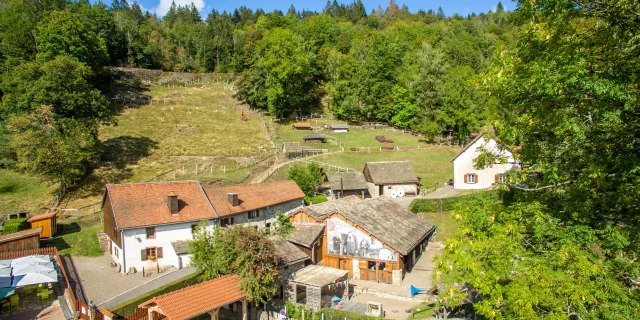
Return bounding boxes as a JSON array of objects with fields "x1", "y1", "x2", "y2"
[
  {"x1": 418, "y1": 211, "x2": 461, "y2": 242},
  {"x1": 52, "y1": 224, "x2": 103, "y2": 257},
  {"x1": 0, "y1": 169, "x2": 57, "y2": 216}
]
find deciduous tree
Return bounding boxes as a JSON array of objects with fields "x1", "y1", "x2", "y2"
[{"x1": 190, "y1": 223, "x2": 279, "y2": 304}]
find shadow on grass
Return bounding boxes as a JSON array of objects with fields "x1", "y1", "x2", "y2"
[
  {"x1": 101, "y1": 136, "x2": 158, "y2": 169},
  {"x1": 107, "y1": 70, "x2": 152, "y2": 115},
  {"x1": 66, "y1": 136, "x2": 158, "y2": 201},
  {"x1": 51, "y1": 237, "x2": 71, "y2": 252}
]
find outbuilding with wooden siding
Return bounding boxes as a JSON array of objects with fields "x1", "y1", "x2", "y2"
[
  {"x1": 0, "y1": 228, "x2": 42, "y2": 253},
  {"x1": 289, "y1": 197, "x2": 436, "y2": 285},
  {"x1": 27, "y1": 211, "x2": 58, "y2": 239}
]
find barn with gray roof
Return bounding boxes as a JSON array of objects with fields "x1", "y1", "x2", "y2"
[
  {"x1": 363, "y1": 161, "x2": 420, "y2": 197},
  {"x1": 288, "y1": 196, "x2": 436, "y2": 285}
]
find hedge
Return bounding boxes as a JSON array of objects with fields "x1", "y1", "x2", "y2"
[
  {"x1": 409, "y1": 191, "x2": 500, "y2": 213},
  {"x1": 304, "y1": 195, "x2": 328, "y2": 205},
  {"x1": 284, "y1": 301, "x2": 380, "y2": 320},
  {"x1": 2, "y1": 218, "x2": 30, "y2": 234}
]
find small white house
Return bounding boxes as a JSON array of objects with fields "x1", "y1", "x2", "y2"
[
  {"x1": 102, "y1": 180, "x2": 305, "y2": 274},
  {"x1": 452, "y1": 132, "x2": 518, "y2": 190}
]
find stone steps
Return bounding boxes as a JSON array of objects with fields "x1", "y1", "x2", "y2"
[{"x1": 97, "y1": 231, "x2": 109, "y2": 252}]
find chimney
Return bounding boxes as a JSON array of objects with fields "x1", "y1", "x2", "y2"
[
  {"x1": 168, "y1": 190, "x2": 179, "y2": 214},
  {"x1": 227, "y1": 193, "x2": 239, "y2": 207}
]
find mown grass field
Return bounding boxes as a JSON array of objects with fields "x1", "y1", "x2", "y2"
[
  {"x1": 0, "y1": 169, "x2": 57, "y2": 216},
  {"x1": 52, "y1": 224, "x2": 103, "y2": 256},
  {"x1": 275, "y1": 121, "x2": 430, "y2": 151},
  {"x1": 267, "y1": 146, "x2": 460, "y2": 189}
]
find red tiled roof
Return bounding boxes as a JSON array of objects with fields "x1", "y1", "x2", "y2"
[
  {"x1": 204, "y1": 180, "x2": 304, "y2": 218},
  {"x1": 0, "y1": 227, "x2": 42, "y2": 244},
  {"x1": 139, "y1": 275, "x2": 245, "y2": 320},
  {"x1": 293, "y1": 122, "x2": 311, "y2": 128},
  {"x1": 106, "y1": 181, "x2": 217, "y2": 229},
  {"x1": 27, "y1": 211, "x2": 57, "y2": 222}
]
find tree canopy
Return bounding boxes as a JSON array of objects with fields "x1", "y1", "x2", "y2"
[
  {"x1": 190, "y1": 222, "x2": 279, "y2": 304},
  {"x1": 435, "y1": 0, "x2": 640, "y2": 318}
]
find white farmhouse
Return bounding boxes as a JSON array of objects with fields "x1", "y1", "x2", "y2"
[
  {"x1": 452, "y1": 132, "x2": 518, "y2": 189},
  {"x1": 102, "y1": 180, "x2": 305, "y2": 274}
]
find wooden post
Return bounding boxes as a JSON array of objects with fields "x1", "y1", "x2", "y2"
[
  {"x1": 195, "y1": 163, "x2": 198, "y2": 175},
  {"x1": 242, "y1": 299, "x2": 248, "y2": 320}
]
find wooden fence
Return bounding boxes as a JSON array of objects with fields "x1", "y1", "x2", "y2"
[{"x1": 124, "y1": 308, "x2": 164, "y2": 320}]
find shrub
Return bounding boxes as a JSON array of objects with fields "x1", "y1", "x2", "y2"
[
  {"x1": 304, "y1": 195, "x2": 328, "y2": 205},
  {"x1": 2, "y1": 218, "x2": 30, "y2": 234},
  {"x1": 409, "y1": 191, "x2": 500, "y2": 213}
]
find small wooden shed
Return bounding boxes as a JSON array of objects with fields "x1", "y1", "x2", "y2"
[
  {"x1": 303, "y1": 132, "x2": 327, "y2": 143},
  {"x1": 28, "y1": 211, "x2": 58, "y2": 239},
  {"x1": 0, "y1": 228, "x2": 42, "y2": 253},
  {"x1": 293, "y1": 122, "x2": 312, "y2": 130}
]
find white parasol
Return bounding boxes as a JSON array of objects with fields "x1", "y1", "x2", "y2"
[
  {"x1": 11, "y1": 270, "x2": 58, "y2": 287},
  {"x1": 12, "y1": 262, "x2": 55, "y2": 275},
  {"x1": 10, "y1": 255, "x2": 51, "y2": 268}
]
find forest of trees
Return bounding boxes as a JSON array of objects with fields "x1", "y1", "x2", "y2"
[{"x1": 0, "y1": 0, "x2": 514, "y2": 185}]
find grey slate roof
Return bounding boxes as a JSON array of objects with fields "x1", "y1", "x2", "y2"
[
  {"x1": 364, "y1": 161, "x2": 419, "y2": 184},
  {"x1": 270, "y1": 236, "x2": 310, "y2": 267},
  {"x1": 171, "y1": 240, "x2": 191, "y2": 255},
  {"x1": 302, "y1": 197, "x2": 435, "y2": 255},
  {"x1": 287, "y1": 223, "x2": 325, "y2": 247},
  {"x1": 303, "y1": 132, "x2": 327, "y2": 141},
  {"x1": 325, "y1": 172, "x2": 369, "y2": 191},
  {"x1": 330, "y1": 124, "x2": 349, "y2": 130}
]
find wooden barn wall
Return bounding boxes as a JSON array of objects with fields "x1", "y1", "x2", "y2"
[
  {"x1": 102, "y1": 196, "x2": 121, "y2": 247},
  {"x1": 320, "y1": 213, "x2": 404, "y2": 284},
  {"x1": 288, "y1": 211, "x2": 320, "y2": 223},
  {"x1": 0, "y1": 235, "x2": 40, "y2": 253}
]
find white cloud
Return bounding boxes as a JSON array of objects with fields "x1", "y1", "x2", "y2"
[{"x1": 154, "y1": 0, "x2": 205, "y2": 17}]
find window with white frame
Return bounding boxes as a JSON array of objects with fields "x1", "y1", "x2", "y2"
[
  {"x1": 466, "y1": 174, "x2": 477, "y2": 184},
  {"x1": 248, "y1": 210, "x2": 259, "y2": 219},
  {"x1": 498, "y1": 174, "x2": 507, "y2": 183}
]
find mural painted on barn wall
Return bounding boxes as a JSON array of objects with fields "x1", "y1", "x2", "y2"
[{"x1": 326, "y1": 218, "x2": 397, "y2": 261}]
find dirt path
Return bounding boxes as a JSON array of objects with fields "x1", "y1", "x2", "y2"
[{"x1": 249, "y1": 151, "x2": 345, "y2": 184}]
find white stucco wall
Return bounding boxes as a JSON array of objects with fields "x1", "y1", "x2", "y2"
[
  {"x1": 120, "y1": 219, "x2": 215, "y2": 274},
  {"x1": 372, "y1": 183, "x2": 418, "y2": 197},
  {"x1": 109, "y1": 240, "x2": 124, "y2": 271},
  {"x1": 453, "y1": 137, "x2": 518, "y2": 190}
]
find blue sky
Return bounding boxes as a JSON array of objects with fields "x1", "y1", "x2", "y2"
[{"x1": 125, "y1": 0, "x2": 514, "y2": 19}]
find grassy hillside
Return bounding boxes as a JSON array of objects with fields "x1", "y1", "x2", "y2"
[
  {"x1": 0, "y1": 169, "x2": 57, "y2": 216},
  {"x1": 64, "y1": 81, "x2": 273, "y2": 210}
]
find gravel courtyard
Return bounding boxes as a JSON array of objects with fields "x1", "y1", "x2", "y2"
[{"x1": 71, "y1": 254, "x2": 176, "y2": 305}]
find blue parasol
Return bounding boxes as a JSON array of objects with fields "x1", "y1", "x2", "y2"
[{"x1": 0, "y1": 287, "x2": 15, "y2": 299}]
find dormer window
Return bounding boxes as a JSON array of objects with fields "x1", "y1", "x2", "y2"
[{"x1": 146, "y1": 227, "x2": 156, "y2": 239}]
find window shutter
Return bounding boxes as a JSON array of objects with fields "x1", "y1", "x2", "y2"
[
  {"x1": 474, "y1": 174, "x2": 479, "y2": 184},
  {"x1": 141, "y1": 249, "x2": 147, "y2": 261},
  {"x1": 231, "y1": 217, "x2": 235, "y2": 225},
  {"x1": 156, "y1": 247, "x2": 163, "y2": 259},
  {"x1": 495, "y1": 174, "x2": 499, "y2": 183},
  {"x1": 465, "y1": 175, "x2": 469, "y2": 183}
]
